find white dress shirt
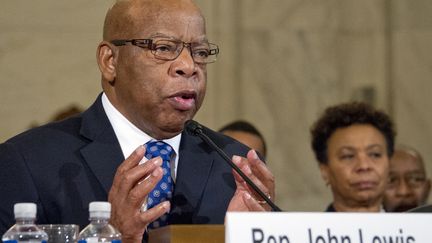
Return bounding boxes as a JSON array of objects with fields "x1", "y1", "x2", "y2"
[{"x1": 101, "y1": 93, "x2": 181, "y2": 178}]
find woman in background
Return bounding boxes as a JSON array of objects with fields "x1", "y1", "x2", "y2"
[{"x1": 310, "y1": 102, "x2": 396, "y2": 212}]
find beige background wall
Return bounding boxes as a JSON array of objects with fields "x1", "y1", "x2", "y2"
[{"x1": 1, "y1": 0, "x2": 431, "y2": 211}]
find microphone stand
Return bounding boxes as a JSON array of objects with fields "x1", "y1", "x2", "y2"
[{"x1": 186, "y1": 120, "x2": 282, "y2": 212}]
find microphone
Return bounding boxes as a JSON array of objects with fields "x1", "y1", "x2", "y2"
[{"x1": 185, "y1": 120, "x2": 282, "y2": 212}]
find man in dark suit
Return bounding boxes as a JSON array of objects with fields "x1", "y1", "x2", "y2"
[{"x1": 0, "y1": 0, "x2": 275, "y2": 242}]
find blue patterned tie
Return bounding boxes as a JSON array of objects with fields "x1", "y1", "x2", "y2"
[{"x1": 144, "y1": 140, "x2": 174, "y2": 229}]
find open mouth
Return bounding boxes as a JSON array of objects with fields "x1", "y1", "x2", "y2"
[{"x1": 169, "y1": 91, "x2": 197, "y2": 111}]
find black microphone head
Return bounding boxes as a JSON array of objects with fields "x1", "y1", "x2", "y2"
[{"x1": 185, "y1": 120, "x2": 203, "y2": 136}]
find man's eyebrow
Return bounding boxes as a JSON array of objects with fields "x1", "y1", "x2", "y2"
[
  {"x1": 405, "y1": 170, "x2": 426, "y2": 176},
  {"x1": 147, "y1": 33, "x2": 209, "y2": 42},
  {"x1": 148, "y1": 33, "x2": 174, "y2": 39}
]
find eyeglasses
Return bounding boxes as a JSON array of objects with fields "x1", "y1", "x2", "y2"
[
  {"x1": 387, "y1": 174, "x2": 427, "y2": 189},
  {"x1": 110, "y1": 38, "x2": 219, "y2": 64}
]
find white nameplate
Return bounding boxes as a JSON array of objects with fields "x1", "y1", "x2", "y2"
[{"x1": 225, "y1": 212, "x2": 431, "y2": 243}]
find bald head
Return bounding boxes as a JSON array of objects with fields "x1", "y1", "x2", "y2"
[
  {"x1": 383, "y1": 145, "x2": 430, "y2": 212},
  {"x1": 393, "y1": 146, "x2": 426, "y2": 173},
  {"x1": 103, "y1": 0, "x2": 204, "y2": 41}
]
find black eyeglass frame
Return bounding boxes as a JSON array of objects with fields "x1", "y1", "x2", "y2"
[{"x1": 110, "y1": 39, "x2": 219, "y2": 64}]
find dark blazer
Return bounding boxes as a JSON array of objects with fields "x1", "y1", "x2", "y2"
[
  {"x1": 0, "y1": 94, "x2": 250, "y2": 235},
  {"x1": 407, "y1": 204, "x2": 432, "y2": 213}
]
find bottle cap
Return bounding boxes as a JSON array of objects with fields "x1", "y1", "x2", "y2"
[
  {"x1": 14, "y1": 203, "x2": 37, "y2": 219},
  {"x1": 89, "y1": 201, "x2": 111, "y2": 218}
]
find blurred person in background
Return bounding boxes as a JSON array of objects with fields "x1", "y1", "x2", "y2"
[
  {"x1": 310, "y1": 102, "x2": 396, "y2": 212},
  {"x1": 50, "y1": 105, "x2": 83, "y2": 122},
  {"x1": 219, "y1": 120, "x2": 267, "y2": 159},
  {"x1": 383, "y1": 145, "x2": 430, "y2": 212},
  {"x1": 29, "y1": 104, "x2": 83, "y2": 128}
]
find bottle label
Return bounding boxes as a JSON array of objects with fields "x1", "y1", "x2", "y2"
[
  {"x1": 82, "y1": 237, "x2": 98, "y2": 243},
  {"x1": 78, "y1": 239, "x2": 121, "y2": 243},
  {"x1": 3, "y1": 241, "x2": 46, "y2": 243}
]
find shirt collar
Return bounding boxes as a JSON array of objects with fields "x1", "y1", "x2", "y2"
[{"x1": 101, "y1": 93, "x2": 181, "y2": 166}]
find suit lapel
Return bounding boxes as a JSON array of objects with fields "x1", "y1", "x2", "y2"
[
  {"x1": 77, "y1": 96, "x2": 220, "y2": 219},
  {"x1": 172, "y1": 131, "x2": 214, "y2": 218},
  {"x1": 79, "y1": 95, "x2": 124, "y2": 194}
]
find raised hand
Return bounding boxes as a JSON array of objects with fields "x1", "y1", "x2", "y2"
[
  {"x1": 108, "y1": 145, "x2": 170, "y2": 243},
  {"x1": 227, "y1": 150, "x2": 275, "y2": 212}
]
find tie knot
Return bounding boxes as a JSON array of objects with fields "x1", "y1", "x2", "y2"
[{"x1": 144, "y1": 141, "x2": 174, "y2": 162}]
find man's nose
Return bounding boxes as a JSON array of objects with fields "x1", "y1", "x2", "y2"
[
  {"x1": 169, "y1": 46, "x2": 197, "y2": 78},
  {"x1": 395, "y1": 179, "x2": 414, "y2": 197}
]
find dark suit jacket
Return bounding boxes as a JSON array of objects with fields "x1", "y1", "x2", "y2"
[
  {"x1": 407, "y1": 204, "x2": 432, "y2": 213},
  {"x1": 0, "y1": 94, "x2": 250, "y2": 235}
]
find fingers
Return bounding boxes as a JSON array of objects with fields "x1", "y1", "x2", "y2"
[
  {"x1": 139, "y1": 201, "x2": 171, "y2": 225},
  {"x1": 232, "y1": 154, "x2": 271, "y2": 198},
  {"x1": 113, "y1": 201, "x2": 170, "y2": 243},
  {"x1": 111, "y1": 145, "x2": 145, "y2": 193},
  {"x1": 247, "y1": 150, "x2": 271, "y2": 180},
  {"x1": 127, "y1": 163, "x2": 163, "y2": 207},
  {"x1": 108, "y1": 146, "x2": 167, "y2": 242},
  {"x1": 111, "y1": 146, "x2": 163, "y2": 206},
  {"x1": 242, "y1": 192, "x2": 266, "y2": 211},
  {"x1": 227, "y1": 191, "x2": 266, "y2": 212},
  {"x1": 247, "y1": 150, "x2": 275, "y2": 200},
  {"x1": 231, "y1": 150, "x2": 276, "y2": 212}
]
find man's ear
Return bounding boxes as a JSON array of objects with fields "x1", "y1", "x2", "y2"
[
  {"x1": 319, "y1": 163, "x2": 330, "y2": 186},
  {"x1": 97, "y1": 41, "x2": 117, "y2": 84}
]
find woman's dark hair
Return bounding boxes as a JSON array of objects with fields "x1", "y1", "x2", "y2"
[{"x1": 310, "y1": 102, "x2": 396, "y2": 164}]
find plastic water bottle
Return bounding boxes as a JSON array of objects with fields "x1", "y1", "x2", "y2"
[
  {"x1": 78, "y1": 202, "x2": 121, "y2": 243},
  {"x1": 2, "y1": 203, "x2": 48, "y2": 243}
]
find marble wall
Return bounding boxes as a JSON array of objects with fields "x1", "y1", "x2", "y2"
[
  {"x1": 0, "y1": 1, "x2": 111, "y2": 137},
  {"x1": 1, "y1": 0, "x2": 431, "y2": 211}
]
